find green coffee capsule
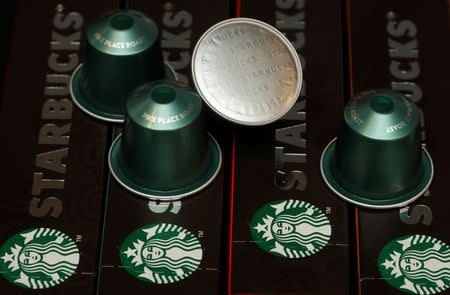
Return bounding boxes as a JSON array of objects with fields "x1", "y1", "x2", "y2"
[
  {"x1": 70, "y1": 10, "x2": 176, "y2": 122},
  {"x1": 108, "y1": 80, "x2": 222, "y2": 200},
  {"x1": 321, "y1": 89, "x2": 433, "y2": 209}
]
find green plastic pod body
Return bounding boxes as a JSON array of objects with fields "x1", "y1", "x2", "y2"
[
  {"x1": 80, "y1": 10, "x2": 165, "y2": 115},
  {"x1": 334, "y1": 89, "x2": 422, "y2": 200},
  {"x1": 120, "y1": 80, "x2": 209, "y2": 191}
]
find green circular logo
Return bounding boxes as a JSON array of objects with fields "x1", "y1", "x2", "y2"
[
  {"x1": 0, "y1": 228, "x2": 80, "y2": 289},
  {"x1": 378, "y1": 234, "x2": 450, "y2": 294},
  {"x1": 120, "y1": 223, "x2": 202, "y2": 284},
  {"x1": 250, "y1": 199, "x2": 331, "y2": 258}
]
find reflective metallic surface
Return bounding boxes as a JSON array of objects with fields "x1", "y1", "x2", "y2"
[
  {"x1": 71, "y1": 9, "x2": 176, "y2": 122},
  {"x1": 321, "y1": 89, "x2": 434, "y2": 209},
  {"x1": 108, "y1": 80, "x2": 222, "y2": 200},
  {"x1": 123, "y1": 80, "x2": 206, "y2": 190},
  {"x1": 70, "y1": 62, "x2": 176, "y2": 122},
  {"x1": 192, "y1": 18, "x2": 302, "y2": 126}
]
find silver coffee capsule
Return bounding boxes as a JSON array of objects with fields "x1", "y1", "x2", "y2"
[{"x1": 192, "y1": 18, "x2": 302, "y2": 126}]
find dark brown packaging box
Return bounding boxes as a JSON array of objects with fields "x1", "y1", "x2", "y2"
[
  {"x1": 0, "y1": 0, "x2": 118, "y2": 293},
  {"x1": 348, "y1": 0, "x2": 450, "y2": 294},
  {"x1": 96, "y1": 1, "x2": 231, "y2": 294},
  {"x1": 228, "y1": 0, "x2": 351, "y2": 294}
]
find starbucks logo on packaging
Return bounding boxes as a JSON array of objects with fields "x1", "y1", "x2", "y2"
[
  {"x1": 378, "y1": 234, "x2": 450, "y2": 294},
  {"x1": 250, "y1": 199, "x2": 331, "y2": 258},
  {"x1": 120, "y1": 223, "x2": 202, "y2": 284},
  {"x1": 0, "y1": 228, "x2": 80, "y2": 289}
]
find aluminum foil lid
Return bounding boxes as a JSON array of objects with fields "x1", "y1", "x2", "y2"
[{"x1": 192, "y1": 18, "x2": 302, "y2": 126}]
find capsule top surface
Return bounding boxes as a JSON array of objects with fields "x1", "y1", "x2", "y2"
[
  {"x1": 126, "y1": 80, "x2": 203, "y2": 131},
  {"x1": 86, "y1": 9, "x2": 159, "y2": 56},
  {"x1": 344, "y1": 89, "x2": 420, "y2": 140}
]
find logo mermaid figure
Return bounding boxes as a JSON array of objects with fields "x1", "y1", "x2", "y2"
[
  {"x1": 121, "y1": 223, "x2": 203, "y2": 284},
  {"x1": 140, "y1": 231, "x2": 202, "y2": 277},
  {"x1": 379, "y1": 234, "x2": 450, "y2": 294},
  {"x1": 0, "y1": 228, "x2": 80, "y2": 289},
  {"x1": 251, "y1": 199, "x2": 331, "y2": 258}
]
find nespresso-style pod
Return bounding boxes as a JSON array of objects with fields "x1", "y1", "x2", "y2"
[
  {"x1": 70, "y1": 10, "x2": 176, "y2": 122},
  {"x1": 321, "y1": 89, "x2": 433, "y2": 209},
  {"x1": 108, "y1": 80, "x2": 222, "y2": 200}
]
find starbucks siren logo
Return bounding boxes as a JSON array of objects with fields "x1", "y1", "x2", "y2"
[
  {"x1": 0, "y1": 228, "x2": 80, "y2": 289},
  {"x1": 120, "y1": 223, "x2": 202, "y2": 284},
  {"x1": 250, "y1": 199, "x2": 331, "y2": 258},
  {"x1": 378, "y1": 234, "x2": 450, "y2": 294}
]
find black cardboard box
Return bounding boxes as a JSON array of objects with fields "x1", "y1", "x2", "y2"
[
  {"x1": 0, "y1": 0, "x2": 117, "y2": 293},
  {"x1": 96, "y1": 1, "x2": 231, "y2": 294},
  {"x1": 228, "y1": 0, "x2": 351, "y2": 294},
  {"x1": 348, "y1": 0, "x2": 450, "y2": 294}
]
